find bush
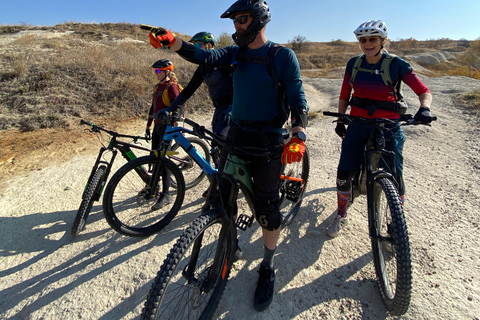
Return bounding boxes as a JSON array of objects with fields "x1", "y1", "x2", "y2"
[
  {"x1": 216, "y1": 32, "x2": 234, "y2": 48},
  {"x1": 288, "y1": 35, "x2": 308, "y2": 53}
]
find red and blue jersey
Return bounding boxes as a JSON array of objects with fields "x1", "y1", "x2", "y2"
[{"x1": 339, "y1": 53, "x2": 430, "y2": 119}]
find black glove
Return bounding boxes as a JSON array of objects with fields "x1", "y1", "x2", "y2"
[
  {"x1": 335, "y1": 122, "x2": 347, "y2": 138},
  {"x1": 145, "y1": 127, "x2": 151, "y2": 140},
  {"x1": 154, "y1": 110, "x2": 169, "y2": 122},
  {"x1": 414, "y1": 107, "x2": 433, "y2": 124}
]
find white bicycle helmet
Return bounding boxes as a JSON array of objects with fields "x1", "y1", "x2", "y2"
[{"x1": 354, "y1": 20, "x2": 388, "y2": 40}]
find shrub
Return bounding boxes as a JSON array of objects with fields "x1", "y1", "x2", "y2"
[
  {"x1": 216, "y1": 32, "x2": 234, "y2": 48},
  {"x1": 288, "y1": 35, "x2": 308, "y2": 53}
]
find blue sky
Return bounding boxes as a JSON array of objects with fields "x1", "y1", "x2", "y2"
[{"x1": 1, "y1": 0, "x2": 479, "y2": 43}]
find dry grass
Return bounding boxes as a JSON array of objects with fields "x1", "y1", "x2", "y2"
[
  {"x1": 1, "y1": 22, "x2": 479, "y2": 133},
  {"x1": 0, "y1": 23, "x2": 206, "y2": 132},
  {"x1": 457, "y1": 88, "x2": 480, "y2": 115}
]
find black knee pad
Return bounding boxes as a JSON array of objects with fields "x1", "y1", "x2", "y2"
[{"x1": 254, "y1": 200, "x2": 282, "y2": 231}]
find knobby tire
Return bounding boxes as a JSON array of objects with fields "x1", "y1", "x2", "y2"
[
  {"x1": 102, "y1": 155, "x2": 185, "y2": 237},
  {"x1": 71, "y1": 165, "x2": 106, "y2": 237},
  {"x1": 371, "y1": 177, "x2": 412, "y2": 315},
  {"x1": 141, "y1": 209, "x2": 235, "y2": 320}
]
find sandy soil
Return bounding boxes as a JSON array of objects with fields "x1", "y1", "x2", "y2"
[{"x1": 1, "y1": 75, "x2": 480, "y2": 320}]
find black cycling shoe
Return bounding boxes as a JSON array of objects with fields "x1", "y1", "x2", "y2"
[{"x1": 253, "y1": 266, "x2": 275, "y2": 311}]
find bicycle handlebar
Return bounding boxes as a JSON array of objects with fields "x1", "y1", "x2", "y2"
[
  {"x1": 323, "y1": 111, "x2": 437, "y2": 126},
  {"x1": 79, "y1": 119, "x2": 148, "y2": 142},
  {"x1": 181, "y1": 117, "x2": 283, "y2": 157}
]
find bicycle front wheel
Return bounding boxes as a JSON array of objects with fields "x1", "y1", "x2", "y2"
[
  {"x1": 170, "y1": 137, "x2": 211, "y2": 190},
  {"x1": 102, "y1": 155, "x2": 185, "y2": 237},
  {"x1": 71, "y1": 165, "x2": 106, "y2": 237},
  {"x1": 371, "y1": 177, "x2": 412, "y2": 315},
  {"x1": 280, "y1": 145, "x2": 310, "y2": 228},
  {"x1": 141, "y1": 209, "x2": 236, "y2": 320}
]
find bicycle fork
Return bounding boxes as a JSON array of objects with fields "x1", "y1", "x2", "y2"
[
  {"x1": 365, "y1": 148, "x2": 397, "y2": 242},
  {"x1": 83, "y1": 147, "x2": 117, "y2": 201},
  {"x1": 183, "y1": 173, "x2": 238, "y2": 293}
]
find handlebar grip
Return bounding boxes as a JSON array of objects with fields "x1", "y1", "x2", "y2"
[
  {"x1": 139, "y1": 24, "x2": 157, "y2": 31},
  {"x1": 80, "y1": 119, "x2": 92, "y2": 126},
  {"x1": 323, "y1": 111, "x2": 341, "y2": 117},
  {"x1": 183, "y1": 118, "x2": 197, "y2": 127}
]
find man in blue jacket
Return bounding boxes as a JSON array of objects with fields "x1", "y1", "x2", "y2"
[{"x1": 148, "y1": 0, "x2": 308, "y2": 311}]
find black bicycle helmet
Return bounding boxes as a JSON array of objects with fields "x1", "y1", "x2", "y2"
[
  {"x1": 151, "y1": 59, "x2": 174, "y2": 71},
  {"x1": 189, "y1": 31, "x2": 215, "y2": 46},
  {"x1": 220, "y1": 0, "x2": 271, "y2": 47}
]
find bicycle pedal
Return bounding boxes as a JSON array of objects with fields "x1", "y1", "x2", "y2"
[
  {"x1": 236, "y1": 214, "x2": 254, "y2": 231},
  {"x1": 284, "y1": 180, "x2": 302, "y2": 202}
]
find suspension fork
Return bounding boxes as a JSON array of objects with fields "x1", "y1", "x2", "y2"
[
  {"x1": 184, "y1": 172, "x2": 238, "y2": 292},
  {"x1": 83, "y1": 146, "x2": 117, "y2": 197},
  {"x1": 366, "y1": 148, "x2": 397, "y2": 240}
]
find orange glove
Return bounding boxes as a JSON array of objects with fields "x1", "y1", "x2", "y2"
[
  {"x1": 148, "y1": 28, "x2": 176, "y2": 49},
  {"x1": 282, "y1": 137, "x2": 305, "y2": 164}
]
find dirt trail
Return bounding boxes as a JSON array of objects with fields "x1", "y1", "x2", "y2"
[{"x1": 1, "y1": 75, "x2": 480, "y2": 319}]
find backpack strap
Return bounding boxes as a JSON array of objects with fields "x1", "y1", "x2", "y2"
[
  {"x1": 350, "y1": 53, "x2": 403, "y2": 100},
  {"x1": 266, "y1": 43, "x2": 285, "y2": 88},
  {"x1": 380, "y1": 53, "x2": 403, "y2": 100},
  {"x1": 349, "y1": 54, "x2": 364, "y2": 85},
  {"x1": 230, "y1": 43, "x2": 289, "y2": 130}
]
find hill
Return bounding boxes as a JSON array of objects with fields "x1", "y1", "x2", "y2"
[
  {"x1": 1, "y1": 22, "x2": 479, "y2": 132},
  {"x1": 0, "y1": 22, "x2": 479, "y2": 183}
]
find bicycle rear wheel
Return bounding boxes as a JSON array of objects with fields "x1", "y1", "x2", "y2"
[
  {"x1": 280, "y1": 145, "x2": 310, "y2": 228},
  {"x1": 371, "y1": 177, "x2": 412, "y2": 315},
  {"x1": 71, "y1": 165, "x2": 106, "y2": 237},
  {"x1": 170, "y1": 137, "x2": 211, "y2": 190},
  {"x1": 141, "y1": 209, "x2": 236, "y2": 320},
  {"x1": 102, "y1": 155, "x2": 185, "y2": 237}
]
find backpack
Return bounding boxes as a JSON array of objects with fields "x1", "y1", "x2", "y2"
[
  {"x1": 231, "y1": 43, "x2": 290, "y2": 127},
  {"x1": 350, "y1": 53, "x2": 403, "y2": 100},
  {"x1": 349, "y1": 53, "x2": 409, "y2": 115},
  {"x1": 162, "y1": 82, "x2": 184, "y2": 106}
]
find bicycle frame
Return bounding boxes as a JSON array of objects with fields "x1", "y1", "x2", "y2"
[
  {"x1": 363, "y1": 135, "x2": 398, "y2": 242},
  {"x1": 81, "y1": 121, "x2": 153, "y2": 200},
  {"x1": 322, "y1": 112, "x2": 407, "y2": 241},
  {"x1": 184, "y1": 157, "x2": 254, "y2": 293},
  {"x1": 162, "y1": 124, "x2": 216, "y2": 176}
]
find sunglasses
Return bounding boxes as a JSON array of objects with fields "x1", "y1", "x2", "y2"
[
  {"x1": 155, "y1": 69, "x2": 164, "y2": 74},
  {"x1": 359, "y1": 37, "x2": 380, "y2": 44},
  {"x1": 193, "y1": 42, "x2": 205, "y2": 48},
  {"x1": 232, "y1": 14, "x2": 251, "y2": 25}
]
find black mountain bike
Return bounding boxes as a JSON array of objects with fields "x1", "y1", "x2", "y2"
[
  {"x1": 323, "y1": 111, "x2": 436, "y2": 316},
  {"x1": 72, "y1": 120, "x2": 208, "y2": 237},
  {"x1": 140, "y1": 118, "x2": 309, "y2": 320}
]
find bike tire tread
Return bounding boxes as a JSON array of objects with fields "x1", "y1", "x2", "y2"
[
  {"x1": 372, "y1": 177, "x2": 412, "y2": 316},
  {"x1": 141, "y1": 210, "x2": 233, "y2": 320},
  {"x1": 71, "y1": 165, "x2": 106, "y2": 237}
]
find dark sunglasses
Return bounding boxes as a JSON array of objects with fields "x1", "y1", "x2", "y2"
[
  {"x1": 155, "y1": 69, "x2": 164, "y2": 74},
  {"x1": 232, "y1": 14, "x2": 251, "y2": 25},
  {"x1": 359, "y1": 37, "x2": 380, "y2": 44}
]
